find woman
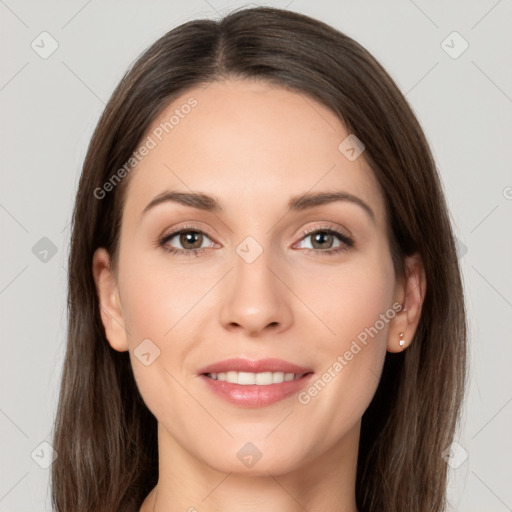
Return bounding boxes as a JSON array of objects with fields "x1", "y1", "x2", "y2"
[{"x1": 51, "y1": 6, "x2": 467, "y2": 512}]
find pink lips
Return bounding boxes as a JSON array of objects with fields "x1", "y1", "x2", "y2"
[
  {"x1": 198, "y1": 357, "x2": 312, "y2": 375},
  {"x1": 198, "y1": 358, "x2": 314, "y2": 408}
]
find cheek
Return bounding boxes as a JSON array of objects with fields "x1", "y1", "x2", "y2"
[
  {"x1": 297, "y1": 251, "x2": 396, "y2": 346},
  {"x1": 332, "y1": 272, "x2": 394, "y2": 341},
  {"x1": 293, "y1": 253, "x2": 395, "y2": 421},
  {"x1": 118, "y1": 250, "x2": 211, "y2": 342},
  {"x1": 118, "y1": 255, "x2": 202, "y2": 421},
  {"x1": 116, "y1": 250, "x2": 212, "y2": 410}
]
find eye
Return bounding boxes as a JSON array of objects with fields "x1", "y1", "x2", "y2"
[
  {"x1": 156, "y1": 224, "x2": 354, "y2": 257},
  {"x1": 158, "y1": 226, "x2": 215, "y2": 257},
  {"x1": 295, "y1": 226, "x2": 354, "y2": 255}
]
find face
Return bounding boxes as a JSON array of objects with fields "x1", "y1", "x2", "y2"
[{"x1": 94, "y1": 79, "x2": 413, "y2": 476}]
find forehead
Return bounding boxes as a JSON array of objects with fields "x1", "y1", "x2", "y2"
[{"x1": 123, "y1": 79, "x2": 386, "y2": 223}]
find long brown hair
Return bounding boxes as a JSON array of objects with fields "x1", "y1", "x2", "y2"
[{"x1": 51, "y1": 6, "x2": 467, "y2": 511}]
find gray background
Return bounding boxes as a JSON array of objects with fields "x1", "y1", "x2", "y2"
[{"x1": 1, "y1": 0, "x2": 511, "y2": 510}]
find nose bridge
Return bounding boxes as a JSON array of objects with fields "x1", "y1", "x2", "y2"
[
  {"x1": 218, "y1": 232, "x2": 293, "y2": 334},
  {"x1": 234, "y1": 233, "x2": 281, "y2": 307}
]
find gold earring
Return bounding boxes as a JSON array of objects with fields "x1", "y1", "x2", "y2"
[{"x1": 399, "y1": 332, "x2": 405, "y2": 348}]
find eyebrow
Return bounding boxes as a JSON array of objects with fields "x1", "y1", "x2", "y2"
[{"x1": 142, "y1": 190, "x2": 375, "y2": 222}]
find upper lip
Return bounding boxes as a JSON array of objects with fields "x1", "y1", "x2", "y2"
[{"x1": 198, "y1": 358, "x2": 313, "y2": 375}]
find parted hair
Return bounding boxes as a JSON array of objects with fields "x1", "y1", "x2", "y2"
[{"x1": 51, "y1": 7, "x2": 467, "y2": 512}]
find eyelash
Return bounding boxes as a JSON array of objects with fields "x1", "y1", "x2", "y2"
[{"x1": 157, "y1": 224, "x2": 354, "y2": 257}]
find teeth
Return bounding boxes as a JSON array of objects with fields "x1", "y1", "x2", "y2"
[{"x1": 207, "y1": 371, "x2": 300, "y2": 385}]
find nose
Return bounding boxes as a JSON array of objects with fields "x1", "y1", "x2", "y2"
[{"x1": 218, "y1": 245, "x2": 293, "y2": 336}]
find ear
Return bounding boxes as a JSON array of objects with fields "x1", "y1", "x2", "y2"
[
  {"x1": 92, "y1": 247, "x2": 129, "y2": 352},
  {"x1": 387, "y1": 252, "x2": 426, "y2": 353}
]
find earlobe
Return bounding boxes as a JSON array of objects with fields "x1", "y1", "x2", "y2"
[
  {"x1": 92, "y1": 247, "x2": 129, "y2": 352},
  {"x1": 387, "y1": 252, "x2": 427, "y2": 353}
]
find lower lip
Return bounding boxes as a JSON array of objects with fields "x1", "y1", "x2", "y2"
[{"x1": 199, "y1": 373, "x2": 314, "y2": 408}]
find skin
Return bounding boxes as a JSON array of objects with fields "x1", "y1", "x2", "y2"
[{"x1": 93, "y1": 79, "x2": 426, "y2": 512}]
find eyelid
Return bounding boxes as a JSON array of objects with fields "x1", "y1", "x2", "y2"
[
  {"x1": 158, "y1": 223, "x2": 217, "y2": 245},
  {"x1": 297, "y1": 222, "x2": 353, "y2": 240},
  {"x1": 292, "y1": 223, "x2": 354, "y2": 252},
  {"x1": 159, "y1": 220, "x2": 351, "y2": 240},
  {"x1": 157, "y1": 221, "x2": 354, "y2": 255}
]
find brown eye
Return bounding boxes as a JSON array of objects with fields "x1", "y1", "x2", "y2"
[
  {"x1": 159, "y1": 228, "x2": 215, "y2": 256},
  {"x1": 309, "y1": 231, "x2": 336, "y2": 250},
  {"x1": 176, "y1": 231, "x2": 204, "y2": 250},
  {"x1": 295, "y1": 227, "x2": 354, "y2": 256}
]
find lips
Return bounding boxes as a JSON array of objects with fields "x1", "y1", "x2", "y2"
[
  {"x1": 197, "y1": 358, "x2": 315, "y2": 408},
  {"x1": 198, "y1": 357, "x2": 313, "y2": 376}
]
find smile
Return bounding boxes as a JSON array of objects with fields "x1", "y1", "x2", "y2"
[
  {"x1": 200, "y1": 371, "x2": 314, "y2": 408},
  {"x1": 205, "y1": 371, "x2": 305, "y2": 385}
]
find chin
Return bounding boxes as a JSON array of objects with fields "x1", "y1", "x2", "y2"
[{"x1": 201, "y1": 447, "x2": 303, "y2": 477}]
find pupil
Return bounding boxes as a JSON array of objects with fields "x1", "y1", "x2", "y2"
[
  {"x1": 313, "y1": 232, "x2": 332, "y2": 249},
  {"x1": 182, "y1": 232, "x2": 201, "y2": 249}
]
